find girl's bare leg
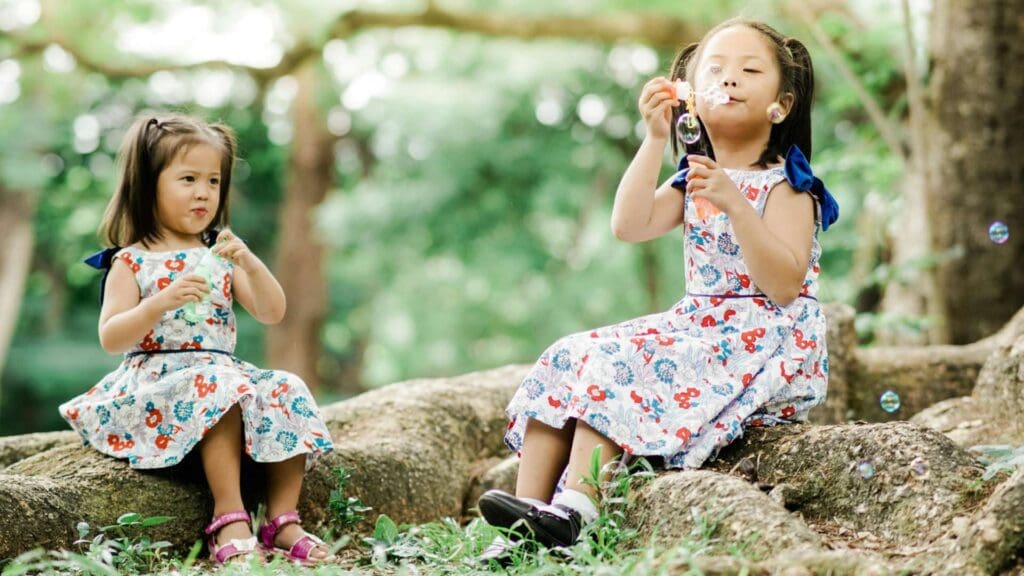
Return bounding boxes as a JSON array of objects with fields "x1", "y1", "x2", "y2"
[
  {"x1": 562, "y1": 419, "x2": 623, "y2": 500},
  {"x1": 199, "y1": 404, "x2": 252, "y2": 545},
  {"x1": 515, "y1": 418, "x2": 576, "y2": 502},
  {"x1": 265, "y1": 454, "x2": 328, "y2": 558}
]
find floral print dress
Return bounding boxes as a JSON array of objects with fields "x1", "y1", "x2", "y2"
[
  {"x1": 60, "y1": 246, "x2": 334, "y2": 470},
  {"x1": 505, "y1": 156, "x2": 832, "y2": 470}
]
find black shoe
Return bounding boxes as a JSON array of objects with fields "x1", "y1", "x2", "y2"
[{"x1": 477, "y1": 489, "x2": 582, "y2": 549}]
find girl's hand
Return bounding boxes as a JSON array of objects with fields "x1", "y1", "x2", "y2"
[
  {"x1": 148, "y1": 274, "x2": 210, "y2": 313},
  {"x1": 684, "y1": 155, "x2": 746, "y2": 215},
  {"x1": 212, "y1": 229, "x2": 258, "y2": 273},
  {"x1": 638, "y1": 77, "x2": 680, "y2": 142}
]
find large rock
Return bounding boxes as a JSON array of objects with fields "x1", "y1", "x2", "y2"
[{"x1": 912, "y1": 331, "x2": 1024, "y2": 447}]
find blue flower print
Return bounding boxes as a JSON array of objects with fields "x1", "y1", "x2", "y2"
[
  {"x1": 276, "y1": 431, "x2": 298, "y2": 452},
  {"x1": 717, "y1": 232, "x2": 740, "y2": 255},
  {"x1": 552, "y1": 349, "x2": 572, "y2": 372},
  {"x1": 96, "y1": 406, "x2": 111, "y2": 426},
  {"x1": 523, "y1": 377, "x2": 545, "y2": 400},
  {"x1": 653, "y1": 358, "x2": 677, "y2": 384},
  {"x1": 599, "y1": 342, "x2": 621, "y2": 356},
  {"x1": 587, "y1": 413, "x2": 611, "y2": 434},
  {"x1": 291, "y1": 397, "x2": 315, "y2": 418},
  {"x1": 173, "y1": 400, "x2": 194, "y2": 423},
  {"x1": 256, "y1": 416, "x2": 274, "y2": 435},
  {"x1": 700, "y1": 264, "x2": 722, "y2": 285},
  {"x1": 612, "y1": 361, "x2": 635, "y2": 387}
]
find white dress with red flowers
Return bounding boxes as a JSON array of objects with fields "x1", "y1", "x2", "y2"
[
  {"x1": 59, "y1": 246, "x2": 334, "y2": 470},
  {"x1": 505, "y1": 167, "x2": 828, "y2": 470}
]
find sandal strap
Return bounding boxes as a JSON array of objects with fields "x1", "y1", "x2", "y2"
[
  {"x1": 260, "y1": 510, "x2": 302, "y2": 548},
  {"x1": 212, "y1": 536, "x2": 257, "y2": 564},
  {"x1": 204, "y1": 510, "x2": 251, "y2": 535},
  {"x1": 288, "y1": 534, "x2": 325, "y2": 560}
]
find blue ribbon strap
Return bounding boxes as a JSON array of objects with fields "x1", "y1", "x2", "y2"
[
  {"x1": 784, "y1": 144, "x2": 839, "y2": 231},
  {"x1": 84, "y1": 246, "x2": 122, "y2": 305}
]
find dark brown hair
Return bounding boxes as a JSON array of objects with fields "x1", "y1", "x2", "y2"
[
  {"x1": 99, "y1": 114, "x2": 237, "y2": 248},
  {"x1": 669, "y1": 19, "x2": 815, "y2": 167}
]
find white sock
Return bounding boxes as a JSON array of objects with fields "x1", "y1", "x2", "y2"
[
  {"x1": 521, "y1": 496, "x2": 547, "y2": 509},
  {"x1": 550, "y1": 489, "x2": 598, "y2": 524}
]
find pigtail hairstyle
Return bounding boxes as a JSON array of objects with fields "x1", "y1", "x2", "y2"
[
  {"x1": 772, "y1": 37, "x2": 814, "y2": 162},
  {"x1": 668, "y1": 42, "x2": 709, "y2": 160},
  {"x1": 205, "y1": 122, "x2": 237, "y2": 231},
  {"x1": 100, "y1": 117, "x2": 162, "y2": 248}
]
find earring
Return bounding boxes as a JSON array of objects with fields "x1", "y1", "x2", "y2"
[{"x1": 767, "y1": 103, "x2": 785, "y2": 124}]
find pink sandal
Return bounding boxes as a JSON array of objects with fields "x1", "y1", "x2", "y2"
[
  {"x1": 259, "y1": 511, "x2": 330, "y2": 565},
  {"x1": 204, "y1": 510, "x2": 260, "y2": 565}
]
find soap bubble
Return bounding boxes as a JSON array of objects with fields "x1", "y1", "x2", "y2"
[
  {"x1": 857, "y1": 459, "x2": 875, "y2": 479},
  {"x1": 910, "y1": 457, "x2": 928, "y2": 477},
  {"x1": 989, "y1": 221, "x2": 1009, "y2": 244},
  {"x1": 700, "y1": 84, "x2": 730, "y2": 108},
  {"x1": 879, "y1": 390, "x2": 901, "y2": 413},
  {"x1": 676, "y1": 113, "x2": 701, "y2": 144}
]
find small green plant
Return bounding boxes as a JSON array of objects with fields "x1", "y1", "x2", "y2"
[
  {"x1": 970, "y1": 444, "x2": 1024, "y2": 480},
  {"x1": 0, "y1": 512, "x2": 174, "y2": 576},
  {"x1": 328, "y1": 465, "x2": 372, "y2": 532}
]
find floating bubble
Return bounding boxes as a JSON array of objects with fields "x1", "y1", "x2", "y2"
[
  {"x1": 700, "y1": 84, "x2": 730, "y2": 108},
  {"x1": 677, "y1": 113, "x2": 701, "y2": 144},
  {"x1": 989, "y1": 221, "x2": 1009, "y2": 245},
  {"x1": 857, "y1": 459, "x2": 875, "y2": 479},
  {"x1": 879, "y1": 390, "x2": 901, "y2": 413},
  {"x1": 910, "y1": 457, "x2": 928, "y2": 477}
]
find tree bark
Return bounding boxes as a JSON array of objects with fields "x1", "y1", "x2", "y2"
[
  {"x1": 266, "y1": 62, "x2": 338, "y2": 392},
  {"x1": 0, "y1": 189, "x2": 36, "y2": 408},
  {"x1": 894, "y1": 0, "x2": 1024, "y2": 344}
]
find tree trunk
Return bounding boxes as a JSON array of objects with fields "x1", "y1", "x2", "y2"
[
  {"x1": 0, "y1": 189, "x2": 36, "y2": 408},
  {"x1": 266, "y1": 63, "x2": 338, "y2": 392},
  {"x1": 923, "y1": 0, "x2": 1024, "y2": 343}
]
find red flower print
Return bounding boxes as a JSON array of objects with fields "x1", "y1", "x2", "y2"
[
  {"x1": 194, "y1": 375, "x2": 217, "y2": 398},
  {"x1": 547, "y1": 395, "x2": 562, "y2": 408},
  {"x1": 741, "y1": 327, "x2": 766, "y2": 353},
  {"x1": 66, "y1": 408, "x2": 79, "y2": 420},
  {"x1": 710, "y1": 297, "x2": 725, "y2": 306},
  {"x1": 673, "y1": 387, "x2": 700, "y2": 408},
  {"x1": 587, "y1": 385, "x2": 607, "y2": 402},
  {"x1": 237, "y1": 384, "x2": 250, "y2": 394},
  {"x1": 723, "y1": 309, "x2": 736, "y2": 322},
  {"x1": 701, "y1": 315, "x2": 717, "y2": 327},
  {"x1": 119, "y1": 253, "x2": 141, "y2": 273},
  {"x1": 794, "y1": 329, "x2": 817, "y2": 350},
  {"x1": 155, "y1": 435, "x2": 171, "y2": 449},
  {"x1": 222, "y1": 273, "x2": 231, "y2": 299},
  {"x1": 745, "y1": 185, "x2": 759, "y2": 200},
  {"x1": 630, "y1": 390, "x2": 643, "y2": 404},
  {"x1": 781, "y1": 406, "x2": 796, "y2": 419},
  {"x1": 157, "y1": 277, "x2": 172, "y2": 290},
  {"x1": 675, "y1": 427, "x2": 692, "y2": 444},
  {"x1": 165, "y1": 258, "x2": 185, "y2": 272},
  {"x1": 630, "y1": 337, "x2": 645, "y2": 351},
  {"x1": 145, "y1": 409, "x2": 163, "y2": 428},
  {"x1": 272, "y1": 382, "x2": 289, "y2": 399},
  {"x1": 140, "y1": 330, "x2": 161, "y2": 351},
  {"x1": 780, "y1": 363, "x2": 796, "y2": 383},
  {"x1": 742, "y1": 373, "x2": 754, "y2": 387},
  {"x1": 180, "y1": 340, "x2": 201, "y2": 350},
  {"x1": 656, "y1": 335, "x2": 675, "y2": 346}
]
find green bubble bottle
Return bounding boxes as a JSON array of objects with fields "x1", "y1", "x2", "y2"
[{"x1": 183, "y1": 248, "x2": 223, "y2": 324}]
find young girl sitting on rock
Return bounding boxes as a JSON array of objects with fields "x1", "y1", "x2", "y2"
[
  {"x1": 60, "y1": 114, "x2": 334, "y2": 565},
  {"x1": 478, "y1": 18, "x2": 839, "y2": 554}
]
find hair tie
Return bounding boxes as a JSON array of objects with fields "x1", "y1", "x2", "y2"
[{"x1": 147, "y1": 118, "x2": 160, "y2": 131}]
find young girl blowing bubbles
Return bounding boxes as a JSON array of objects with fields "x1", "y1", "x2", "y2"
[
  {"x1": 478, "y1": 18, "x2": 840, "y2": 554},
  {"x1": 59, "y1": 115, "x2": 334, "y2": 565}
]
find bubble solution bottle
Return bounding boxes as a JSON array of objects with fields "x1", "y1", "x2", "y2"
[{"x1": 183, "y1": 248, "x2": 223, "y2": 324}]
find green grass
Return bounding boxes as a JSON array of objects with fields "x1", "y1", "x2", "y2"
[{"x1": 0, "y1": 454, "x2": 762, "y2": 575}]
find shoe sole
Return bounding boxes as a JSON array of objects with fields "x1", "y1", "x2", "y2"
[{"x1": 477, "y1": 490, "x2": 574, "y2": 549}]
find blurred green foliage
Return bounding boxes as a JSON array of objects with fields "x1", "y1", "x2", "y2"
[{"x1": 0, "y1": 0, "x2": 908, "y2": 434}]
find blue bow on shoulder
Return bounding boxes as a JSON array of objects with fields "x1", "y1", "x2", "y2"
[
  {"x1": 669, "y1": 145, "x2": 839, "y2": 231},
  {"x1": 84, "y1": 246, "x2": 121, "y2": 305},
  {"x1": 784, "y1": 144, "x2": 839, "y2": 231}
]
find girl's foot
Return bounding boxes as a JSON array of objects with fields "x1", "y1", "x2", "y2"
[
  {"x1": 274, "y1": 523, "x2": 330, "y2": 561},
  {"x1": 205, "y1": 511, "x2": 259, "y2": 565},
  {"x1": 259, "y1": 511, "x2": 331, "y2": 565}
]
